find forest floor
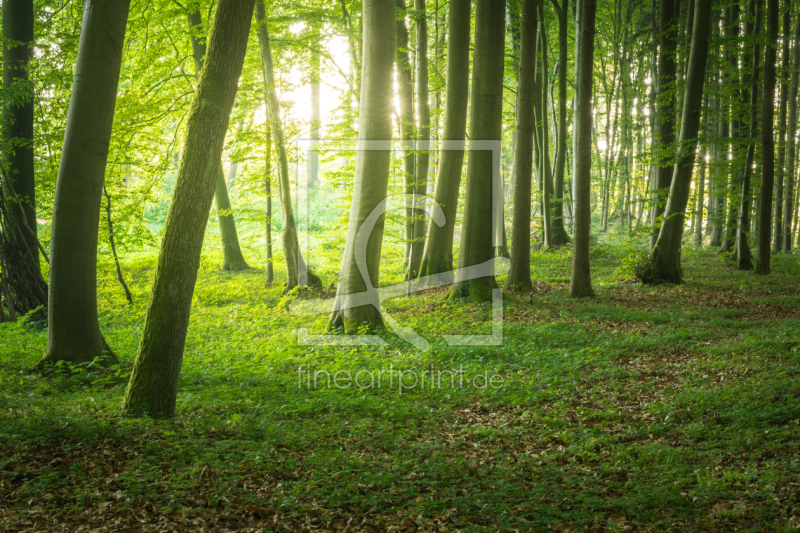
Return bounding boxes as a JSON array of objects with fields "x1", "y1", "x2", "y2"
[{"x1": 2, "y1": 241, "x2": 800, "y2": 532}]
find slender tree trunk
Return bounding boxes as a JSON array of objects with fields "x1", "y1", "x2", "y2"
[
  {"x1": 255, "y1": 3, "x2": 321, "y2": 291},
  {"x1": 773, "y1": 4, "x2": 790, "y2": 252},
  {"x1": 783, "y1": 14, "x2": 800, "y2": 252},
  {"x1": 326, "y1": 0, "x2": 396, "y2": 331},
  {"x1": 756, "y1": 0, "x2": 778, "y2": 274},
  {"x1": 535, "y1": 14, "x2": 554, "y2": 248},
  {"x1": 407, "y1": 0, "x2": 430, "y2": 279},
  {"x1": 646, "y1": 0, "x2": 712, "y2": 284},
  {"x1": 570, "y1": 0, "x2": 596, "y2": 298},
  {"x1": 121, "y1": 0, "x2": 254, "y2": 417},
  {"x1": 552, "y1": 0, "x2": 571, "y2": 245},
  {"x1": 187, "y1": 10, "x2": 249, "y2": 271},
  {"x1": 650, "y1": 0, "x2": 679, "y2": 250},
  {"x1": 736, "y1": 0, "x2": 761, "y2": 271},
  {"x1": 418, "y1": 0, "x2": 471, "y2": 281},
  {"x1": 340, "y1": 0, "x2": 362, "y2": 96},
  {"x1": 39, "y1": 0, "x2": 130, "y2": 366},
  {"x1": 265, "y1": 122, "x2": 274, "y2": 285},
  {"x1": 695, "y1": 143, "x2": 706, "y2": 246},
  {"x1": 506, "y1": 0, "x2": 538, "y2": 291},
  {"x1": 447, "y1": 0, "x2": 506, "y2": 302},
  {"x1": 2, "y1": 0, "x2": 37, "y2": 270},
  {"x1": 309, "y1": 47, "x2": 321, "y2": 189},
  {"x1": 396, "y1": 0, "x2": 416, "y2": 263},
  {"x1": 721, "y1": 3, "x2": 742, "y2": 253}
]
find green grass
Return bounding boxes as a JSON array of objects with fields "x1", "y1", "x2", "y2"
[{"x1": 2, "y1": 241, "x2": 800, "y2": 532}]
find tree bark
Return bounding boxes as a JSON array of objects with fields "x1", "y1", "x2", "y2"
[
  {"x1": 121, "y1": 0, "x2": 255, "y2": 418},
  {"x1": 570, "y1": 0, "x2": 596, "y2": 298},
  {"x1": 255, "y1": 2, "x2": 321, "y2": 291},
  {"x1": 650, "y1": 0, "x2": 679, "y2": 250},
  {"x1": 447, "y1": 0, "x2": 506, "y2": 302},
  {"x1": 327, "y1": 0, "x2": 396, "y2": 331},
  {"x1": 418, "y1": 0, "x2": 471, "y2": 282},
  {"x1": 646, "y1": 0, "x2": 712, "y2": 284},
  {"x1": 2, "y1": 0, "x2": 37, "y2": 270},
  {"x1": 187, "y1": 9, "x2": 249, "y2": 272},
  {"x1": 39, "y1": 0, "x2": 130, "y2": 366},
  {"x1": 407, "y1": 0, "x2": 431, "y2": 279},
  {"x1": 756, "y1": 0, "x2": 778, "y2": 274},
  {"x1": 783, "y1": 14, "x2": 800, "y2": 252},
  {"x1": 506, "y1": 0, "x2": 538, "y2": 291}
]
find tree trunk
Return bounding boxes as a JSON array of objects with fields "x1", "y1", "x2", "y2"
[
  {"x1": 396, "y1": 0, "x2": 416, "y2": 263},
  {"x1": 783, "y1": 14, "x2": 800, "y2": 252},
  {"x1": 265, "y1": 123, "x2": 274, "y2": 285},
  {"x1": 736, "y1": 0, "x2": 761, "y2": 271},
  {"x1": 756, "y1": 0, "x2": 778, "y2": 274},
  {"x1": 447, "y1": 0, "x2": 506, "y2": 302},
  {"x1": 650, "y1": 0, "x2": 679, "y2": 250},
  {"x1": 535, "y1": 14, "x2": 554, "y2": 248},
  {"x1": 695, "y1": 143, "x2": 706, "y2": 247},
  {"x1": 407, "y1": 0, "x2": 430, "y2": 279},
  {"x1": 570, "y1": 0, "x2": 596, "y2": 298},
  {"x1": 418, "y1": 0, "x2": 471, "y2": 281},
  {"x1": 255, "y1": 2, "x2": 321, "y2": 291},
  {"x1": 187, "y1": 10, "x2": 249, "y2": 272},
  {"x1": 2, "y1": 0, "x2": 37, "y2": 270},
  {"x1": 39, "y1": 0, "x2": 130, "y2": 366},
  {"x1": 773, "y1": 5, "x2": 790, "y2": 253},
  {"x1": 646, "y1": 0, "x2": 712, "y2": 284},
  {"x1": 310, "y1": 46, "x2": 321, "y2": 189},
  {"x1": 506, "y1": 0, "x2": 538, "y2": 291},
  {"x1": 122, "y1": 0, "x2": 253, "y2": 419},
  {"x1": 721, "y1": 2, "x2": 742, "y2": 253},
  {"x1": 552, "y1": 0, "x2": 571, "y2": 245},
  {"x1": 326, "y1": 0, "x2": 396, "y2": 331}
]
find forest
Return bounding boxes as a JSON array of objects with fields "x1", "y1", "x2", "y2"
[{"x1": 1, "y1": 0, "x2": 800, "y2": 530}]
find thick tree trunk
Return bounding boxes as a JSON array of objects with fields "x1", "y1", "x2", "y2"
[
  {"x1": 418, "y1": 0, "x2": 470, "y2": 281},
  {"x1": 447, "y1": 0, "x2": 506, "y2": 302},
  {"x1": 506, "y1": 0, "x2": 538, "y2": 291},
  {"x1": 756, "y1": 0, "x2": 778, "y2": 274},
  {"x1": 187, "y1": 10, "x2": 249, "y2": 272},
  {"x1": 255, "y1": 3, "x2": 321, "y2": 291},
  {"x1": 646, "y1": 0, "x2": 712, "y2": 284},
  {"x1": 121, "y1": 0, "x2": 254, "y2": 418},
  {"x1": 783, "y1": 15, "x2": 800, "y2": 252},
  {"x1": 650, "y1": 0, "x2": 679, "y2": 250},
  {"x1": 39, "y1": 0, "x2": 130, "y2": 366},
  {"x1": 736, "y1": 0, "x2": 761, "y2": 271},
  {"x1": 327, "y1": 0, "x2": 396, "y2": 331},
  {"x1": 407, "y1": 0, "x2": 430, "y2": 279},
  {"x1": 2, "y1": 0, "x2": 37, "y2": 270},
  {"x1": 395, "y1": 0, "x2": 416, "y2": 263},
  {"x1": 570, "y1": 0, "x2": 596, "y2": 298}
]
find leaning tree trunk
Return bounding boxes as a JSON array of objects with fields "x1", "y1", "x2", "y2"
[
  {"x1": 645, "y1": 0, "x2": 712, "y2": 284},
  {"x1": 756, "y1": 0, "x2": 778, "y2": 274},
  {"x1": 736, "y1": 0, "x2": 761, "y2": 271},
  {"x1": 447, "y1": 0, "x2": 506, "y2": 302},
  {"x1": 570, "y1": 0, "x2": 597, "y2": 298},
  {"x1": 326, "y1": 0, "x2": 396, "y2": 332},
  {"x1": 650, "y1": 0, "x2": 679, "y2": 250},
  {"x1": 418, "y1": 0, "x2": 471, "y2": 282},
  {"x1": 255, "y1": 2, "x2": 321, "y2": 291},
  {"x1": 407, "y1": 0, "x2": 431, "y2": 279},
  {"x1": 783, "y1": 14, "x2": 800, "y2": 252},
  {"x1": 39, "y1": 0, "x2": 130, "y2": 366},
  {"x1": 506, "y1": 0, "x2": 538, "y2": 291},
  {"x1": 187, "y1": 10, "x2": 249, "y2": 271},
  {"x1": 396, "y1": 0, "x2": 416, "y2": 264},
  {"x1": 3, "y1": 0, "x2": 37, "y2": 271},
  {"x1": 122, "y1": 0, "x2": 255, "y2": 418}
]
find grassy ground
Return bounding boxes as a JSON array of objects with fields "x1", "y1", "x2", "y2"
[{"x1": 1, "y1": 240, "x2": 800, "y2": 532}]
